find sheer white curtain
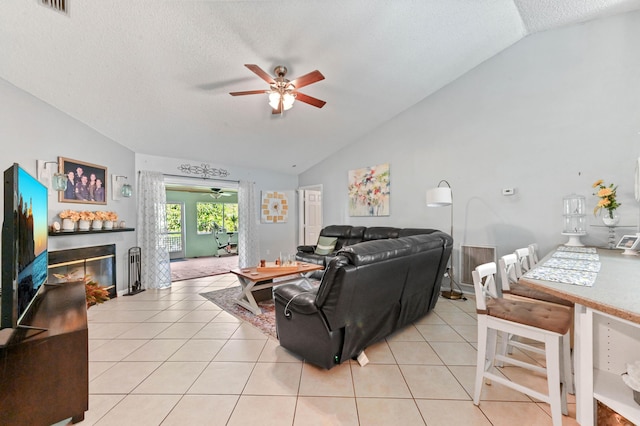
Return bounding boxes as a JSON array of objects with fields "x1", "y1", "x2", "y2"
[
  {"x1": 238, "y1": 180, "x2": 260, "y2": 268},
  {"x1": 137, "y1": 171, "x2": 172, "y2": 289}
]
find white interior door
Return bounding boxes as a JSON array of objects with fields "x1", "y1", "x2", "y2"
[{"x1": 300, "y1": 189, "x2": 323, "y2": 245}]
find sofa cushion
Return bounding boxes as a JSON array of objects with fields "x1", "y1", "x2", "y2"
[
  {"x1": 362, "y1": 227, "x2": 400, "y2": 241},
  {"x1": 314, "y1": 236, "x2": 338, "y2": 255},
  {"x1": 398, "y1": 228, "x2": 438, "y2": 237},
  {"x1": 295, "y1": 251, "x2": 331, "y2": 266},
  {"x1": 339, "y1": 237, "x2": 413, "y2": 266},
  {"x1": 319, "y1": 225, "x2": 364, "y2": 250}
]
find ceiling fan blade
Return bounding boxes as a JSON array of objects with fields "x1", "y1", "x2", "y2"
[
  {"x1": 290, "y1": 70, "x2": 324, "y2": 89},
  {"x1": 245, "y1": 64, "x2": 275, "y2": 84},
  {"x1": 295, "y1": 92, "x2": 326, "y2": 108},
  {"x1": 272, "y1": 98, "x2": 283, "y2": 115},
  {"x1": 229, "y1": 90, "x2": 268, "y2": 96}
]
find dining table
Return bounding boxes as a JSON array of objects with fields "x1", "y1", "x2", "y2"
[{"x1": 519, "y1": 246, "x2": 640, "y2": 425}]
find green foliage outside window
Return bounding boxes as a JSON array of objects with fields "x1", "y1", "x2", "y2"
[
  {"x1": 166, "y1": 203, "x2": 182, "y2": 232},
  {"x1": 196, "y1": 202, "x2": 239, "y2": 234}
]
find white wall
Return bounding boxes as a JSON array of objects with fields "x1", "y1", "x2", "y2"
[
  {"x1": 299, "y1": 11, "x2": 640, "y2": 274},
  {"x1": 135, "y1": 153, "x2": 299, "y2": 261},
  {"x1": 0, "y1": 77, "x2": 300, "y2": 294},
  {"x1": 0, "y1": 79, "x2": 137, "y2": 293}
]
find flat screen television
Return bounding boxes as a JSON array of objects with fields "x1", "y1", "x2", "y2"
[{"x1": 1, "y1": 163, "x2": 49, "y2": 329}]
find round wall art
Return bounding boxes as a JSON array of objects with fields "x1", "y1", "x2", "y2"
[{"x1": 261, "y1": 191, "x2": 288, "y2": 223}]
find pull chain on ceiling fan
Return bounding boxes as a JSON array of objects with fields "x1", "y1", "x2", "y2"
[{"x1": 229, "y1": 64, "x2": 326, "y2": 114}]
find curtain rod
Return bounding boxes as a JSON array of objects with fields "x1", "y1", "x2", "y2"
[{"x1": 160, "y1": 172, "x2": 240, "y2": 184}]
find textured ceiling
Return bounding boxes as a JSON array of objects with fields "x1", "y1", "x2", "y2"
[{"x1": 1, "y1": 1, "x2": 638, "y2": 175}]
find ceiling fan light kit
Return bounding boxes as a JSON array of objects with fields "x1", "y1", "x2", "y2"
[
  {"x1": 268, "y1": 91, "x2": 295, "y2": 111},
  {"x1": 209, "y1": 188, "x2": 232, "y2": 199},
  {"x1": 230, "y1": 64, "x2": 325, "y2": 115}
]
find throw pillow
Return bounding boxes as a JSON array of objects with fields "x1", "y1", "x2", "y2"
[{"x1": 314, "y1": 236, "x2": 338, "y2": 255}]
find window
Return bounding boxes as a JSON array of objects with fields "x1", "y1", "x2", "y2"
[
  {"x1": 165, "y1": 203, "x2": 183, "y2": 253},
  {"x1": 196, "y1": 202, "x2": 238, "y2": 234},
  {"x1": 166, "y1": 203, "x2": 182, "y2": 233}
]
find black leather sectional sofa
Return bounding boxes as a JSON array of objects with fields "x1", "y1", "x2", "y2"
[
  {"x1": 296, "y1": 225, "x2": 440, "y2": 266},
  {"x1": 275, "y1": 231, "x2": 453, "y2": 369}
]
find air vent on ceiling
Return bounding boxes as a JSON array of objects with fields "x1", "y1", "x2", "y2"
[{"x1": 40, "y1": 0, "x2": 68, "y2": 15}]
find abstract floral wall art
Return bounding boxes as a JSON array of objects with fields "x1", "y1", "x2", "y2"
[{"x1": 348, "y1": 163, "x2": 390, "y2": 216}]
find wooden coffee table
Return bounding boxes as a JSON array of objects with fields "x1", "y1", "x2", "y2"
[{"x1": 230, "y1": 262, "x2": 323, "y2": 315}]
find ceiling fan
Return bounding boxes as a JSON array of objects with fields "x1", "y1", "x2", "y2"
[
  {"x1": 229, "y1": 64, "x2": 326, "y2": 114},
  {"x1": 209, "y1": 188, "x2": 233, "y2": 199}
]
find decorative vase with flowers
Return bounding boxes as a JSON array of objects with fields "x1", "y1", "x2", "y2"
[
  {"x1": 59, "y1": 209, "x2": 80, "y2": 231},
  {"x1": 95, "y1": 211, "x2": 118, "y2": 229},
  {"x1": 94, "y1": 211, "x2": 108, "y2": 229},
  {"x1": 58, "y1": 209, "x2": 120, "y2": 232},
  {"x1": 104, "y1": 211, "x2": 118, "y2": 229},
  {"x1": 592, "y1": 180, "x2": 621, "y2": 225},
  {"x1": 78, "y1": 211, "x2": 95, "y2": 231}
]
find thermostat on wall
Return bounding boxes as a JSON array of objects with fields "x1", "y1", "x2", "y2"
[{"x1": 502, "y1": 188, "x2": 515, "y2": 196}]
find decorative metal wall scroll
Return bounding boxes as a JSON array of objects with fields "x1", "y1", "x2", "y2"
[{"x1": 177, "y1": 163, "x2": 230, "y2": 179}]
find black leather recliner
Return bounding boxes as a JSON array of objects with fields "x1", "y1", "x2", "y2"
[
  {"x1": 295, "y1": 225, "x2": 439, "y2": 266},
  {"x1": 274, "y1": 232, "x2": 453, "y2": 369}
]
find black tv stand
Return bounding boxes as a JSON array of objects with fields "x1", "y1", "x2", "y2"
[
  {"x1": 0, "y1": 281, "x2": 88, "y2": 424},
  {"x1": 16, "y1": 324, "x2": 48, "y2": 332}
]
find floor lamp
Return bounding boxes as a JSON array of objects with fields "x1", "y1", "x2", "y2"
[{"x1": 426, "y1": 180, "x2": 464, "y2": 300}]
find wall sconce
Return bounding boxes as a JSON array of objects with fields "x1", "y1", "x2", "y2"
[
  {"x1": 112, "y1": 175, "x2": 133, "y2": 200},
  {"x1": 121, "y1": 183, "x2": 133, "y2": 197},
  {"x1": 36, "y1": 160, "x2": 67, "y2": 193}
]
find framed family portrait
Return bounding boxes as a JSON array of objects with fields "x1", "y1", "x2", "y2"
[{"x1": 58, "y1": 157, "x2": 108, "y2": 205}]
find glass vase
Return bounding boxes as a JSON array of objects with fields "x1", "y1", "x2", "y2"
[{"x1": 602, "y1": 211, "x2": 619, "y2": 226}]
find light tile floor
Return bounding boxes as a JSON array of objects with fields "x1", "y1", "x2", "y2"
[{"x1": 71, "y1": 274, "x2": 578, "y2": 425}]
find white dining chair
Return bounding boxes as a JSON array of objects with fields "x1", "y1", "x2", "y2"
[
  {"x1": 527, "y1": 243, "x2": 540, "y2": 267},
  {"x1": 499, "y1": 253, "x2": 573, "y2": 308},
  {"x1": 515, "y1": 247, "x2": 533, "y2": 273},
  {"x1": 498, "y1": 253, "x2": 575, "y2": 393},
  {"x1": 472, "y1": 262, "x2": 571, "y2": 426}
]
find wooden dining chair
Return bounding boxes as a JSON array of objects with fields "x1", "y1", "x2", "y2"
[{"x1": 472, "y1": 262, "x2": 571, "y2": 426}]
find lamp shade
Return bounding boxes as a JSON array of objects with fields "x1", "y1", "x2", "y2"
[
  {"x1": 426, "y1": 187, "x2": 452, "y2": 207},
  {"x1": 268, "y1": 92, "x2": 280, "y2": 109}
]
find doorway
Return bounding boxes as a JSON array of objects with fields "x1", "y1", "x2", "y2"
[
  {"x1": 164, "y1": 179, "x2": 241, "y2": 281},
  {"x1": 298, "y1": 185, "x2": 323, "y2": 245}
]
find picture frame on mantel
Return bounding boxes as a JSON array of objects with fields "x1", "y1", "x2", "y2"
[{"x1": 58, "y1": 157, "x2": 108, "y2": 205}]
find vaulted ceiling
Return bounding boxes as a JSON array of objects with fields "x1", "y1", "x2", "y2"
[{"x1": 1, "y1": 1, "x2": 638, "y2": 174}]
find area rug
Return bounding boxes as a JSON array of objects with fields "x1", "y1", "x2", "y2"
[
  {"x1": 170, "y1": 255, "x2": 239, "y2": 281},
  {"x1": 200, "y1": 286, "x2": 277, "y2": 339}
]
